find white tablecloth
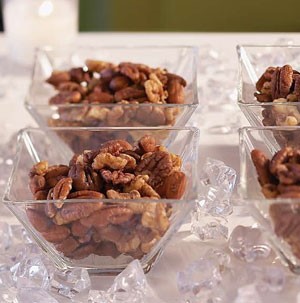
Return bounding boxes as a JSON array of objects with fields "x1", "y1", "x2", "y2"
[{"x1": 1, "y1": 32, "x2": 300, "y2": 302}]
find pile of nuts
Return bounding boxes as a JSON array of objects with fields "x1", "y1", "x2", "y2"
[
  {"x1": 46, "y1": 59, "x2": 187, "y2": 128},
  {"x1": 251, "y1": 147, "x2": 300, "y2": 259},
  {"x1": 26, "y1": 135, "x2": 187, "y2": 260},
  {"x1": 251, "y1": 147, "x2": 300, "y2": 199},
  {"x1": 255, "y1": 65, "x2": 300, "y2": 128}
]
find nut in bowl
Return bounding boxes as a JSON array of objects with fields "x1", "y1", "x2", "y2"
[
  {"x1": 3, "y1": 127, "x2": 199, "y2": 274},
  {"x1": 239, "y1": 126, "x2": 300, "y2": 273},
  {"x1": 25, "y1": 46, "x2": 198, "y2": 133},
  {"x1": 237, "y1": 45, "x2": 300, "y2": 145}
]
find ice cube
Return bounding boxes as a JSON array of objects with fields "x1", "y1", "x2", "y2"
[
  {"x1": 199, "y1": 158, "x2": 236, "y2": 210},
  {"x1": 107, "y1": 259, "x2": 163, "y2": 303},
  {"x1": 12, "y1": 254, "x2": 51, "y2": 290},
  {"x1": 88, "y1": 290, "x2": 107, "y2": 303},
  {"x1": 191, "y1": 213, "x2": 228, "y2": 241},
  {"x1": 51, "y1": 268, "x2": 91, "y2": 299},
  {"x1": 177, "y1": 258, "x2": 222, "y2": 297},
  {"x1": 228, "y1": 226, "x2": 271, "y2": 262},
  {"x1": 191, "y1": 158, "x2": 236, "y2": 241}
]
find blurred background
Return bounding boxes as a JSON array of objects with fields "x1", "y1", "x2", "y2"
[{"x1": 1, "y1": 0, "x2": 300, "y2": 32}]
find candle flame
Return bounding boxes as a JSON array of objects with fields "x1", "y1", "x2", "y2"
[{"x1": 38, "y1": 1, "x2": 54, "y2": 17}]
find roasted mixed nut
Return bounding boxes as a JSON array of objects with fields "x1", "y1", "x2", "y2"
[
  {"x1": 255, "y1": 65, "x2": 300, "y2": 127},
  {"x1": 251, "y1": 147, "x2": 300, "y2": 259},
  {"x1": 47, "y1": 60, "x2": 187, "y2": 128},
  {"x1": 27, "y1": 135, "x2": 187, "y2": 260}
]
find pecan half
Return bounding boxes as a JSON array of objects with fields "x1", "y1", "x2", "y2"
[
  {"x1": 80, "y1": 206, "x2": 134, "y2": 228},
  {"x1": 46, "y1": 71, "x2": 71, "y2": 87},
  {"x1": 101, "y1": 170, "x2": 135, "y2": 185},
  {"x1": 69, "y1": 243, "x2": 97, "y2": 260},
  {"x1": 68, "y1": 190, "x2": 104, "y2": 199},
  {"x1": 58, "y1": 81, "x2": 87, "y2": 96},
  {"x1": 29, "y1": 175, "x2": 46, "y2": 194},
  {"x1": 69, "y1": 67, "x2": 92, "y2": 83},
  {"x1": 167, "y1": 79, "x2": 184, "y2": 104},
  {"x1": 106, "y1": 189, "x2": 141, "y2": 199},
  {"x1": 85, "y1": 59, "x2": 115, "y2": 73},
  {"x1": 271, "y1": 65, "x2": 293, "y2": 99},
  {"x1": 119, "y1": 62, "x2": 149, "y2": 84},
  {"x1": 277, "y1": 163, "x2": 300, "y2": 185},
  {"x1": 68, "y1": 164, "x2": 102, "y2": 191},
  {"x1": 144, "y1": 73, "x2": 167, "y2": 103},
  {"x1": 87, "y1": 91, "x2": 114, "y2": 103},
  {"x1": 138, "y1": 135, "x2": 156, "y2": 153},
  {"x1": 114, "y1": 86, "x2": 146, "y2": 102},
  {"x1": 269, "y1": 147, "x2": 294, "y2": 176},
  {"x1": 256, "y1": 67, "x2": 276, "y2": 92},
  {"x1": 109, "y1": 76, "x2": 131, "y2": 91},
  {"x1": 135, "y1": 151, "x2": 173, "y2": 187},
  {"x1": 49, "y1": 91, "x2": 82, "y2": 105},
  {"x1": 41, "y1": 224, "x2": 71, "y2": 243},
  {"x1": 92, "y1": 152, "x2": 128, "y2": 170},
  {"x1": 26, "y1": 208, "x2": 52, "y2": 232},
  {"x1": 250, "y1": 149, "x2": 274, "y2": 186},
  {"x1": 53, "y1": 177, "x2": 73, "y2": 201},
  {"x1": 156, "y1": 171, "x2": 186, "y2": 199},
  {"x1": 55, "y1": 236, "x2": 79, "y2": 254},
  {"x1": 53, "y1": 202, "x2": 103, "y2": 225},
  {"x1": 294, "y1": 74, "x2": 300, "y2": 101},
  {"x1": 29, "y1": 161, "x2": 49, "y2": 177},
  {"x1": 44, "y1": 165, "x2": 70, "y2": 188},
  {"x1": 98, "y1": 139, "x2": 133, "y2": 155}
]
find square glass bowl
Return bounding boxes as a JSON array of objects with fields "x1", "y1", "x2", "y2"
[
  {"x1": 239, "y1": 126, "x2": 300, "y2": 273},
  {"x1": 237, "y1": 45, "x2": 300, "y2": 130},
  {"x1": 3, "y1": 127, "x2": 199, "y2": 274},
  {"x1": 25, "y1": 46, "x2": 198, "y2": 129}
]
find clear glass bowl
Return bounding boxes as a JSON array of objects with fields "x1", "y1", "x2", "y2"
[
  {"x1": 25, "y1": 46, "x2": 198, "y2": 129},
  {"x1": 3, "y1": 127, "x2": 199, "y2": 274},
  {"x1": 237, "y1": 45, "x2": 300, "y2": 132},
  {"x1": 239, "y1": 126, "x2": 300, "y2": 273}
]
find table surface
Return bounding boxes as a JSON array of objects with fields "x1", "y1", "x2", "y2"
[{"x1": 1, "y1": 32, "x2": 300, "y2": 302}]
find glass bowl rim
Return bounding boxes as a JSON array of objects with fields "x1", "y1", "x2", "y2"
[
  {"x1": 237, "y1": 44, "x2": 300, "y2": 51},
  {"x1": 237, "y1": 44, "x2": 300, "y2": 105},
  {"x1": 26, "y1": 44, "x2": 199, "y2": 107},
  {"x1": 3, "y1": 126, "x2": 200, "y2": 205},
  {"x1": 239, "y1": 125, "x2": 300, "y2": 203},
  {"x1": 239, "y1": 125, "x2": 300, "y2": 135}
]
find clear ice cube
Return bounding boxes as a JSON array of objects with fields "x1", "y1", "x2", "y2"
[
  {"x1": 12, "y1": 254, "x2": 51, "y2": 290},
  {"x1": 88, "y1": 289, "x2": 107, "y2": 303},
  {"x1": 51, "y1": 268, "x2": 91, "y2": 299},
  {"x1": 177, "y1": 258, "x2": 222, "y2": 297},
  {"x1": 107, "y1": 259, "x2": 163, "y2": 303},
  {"x1": 228, "y1": 226, "x2": 271, "y2": 262},
  {"x1": 191, "y1": 213, "x2": 228, "y2": 241},
  {"x1": 191, "y1": 158, "x2": 236, "y2": 241}
]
